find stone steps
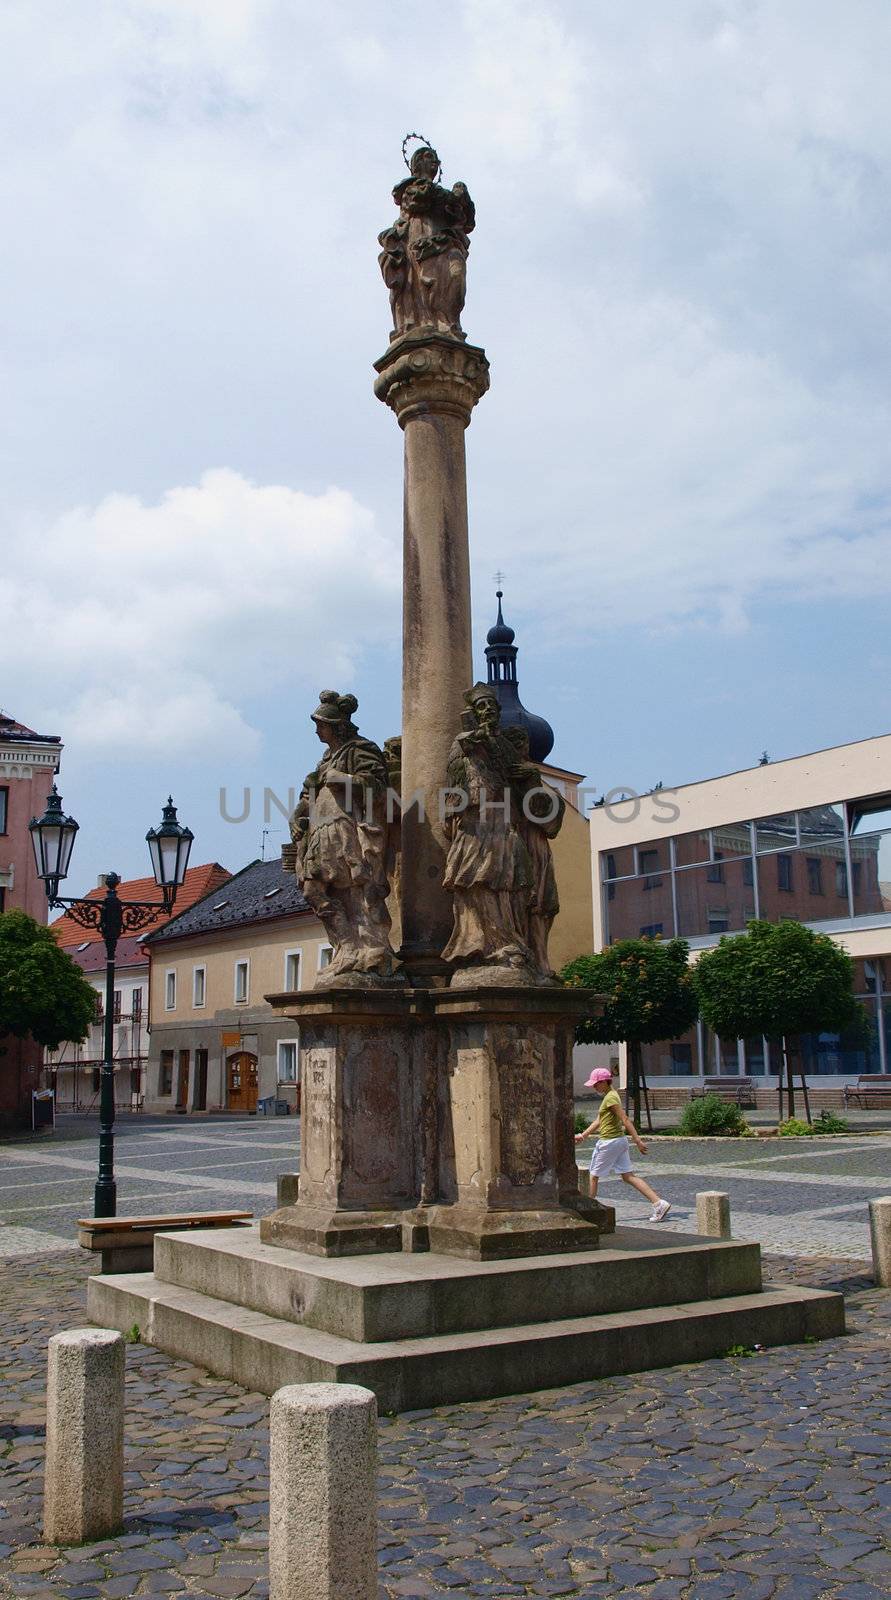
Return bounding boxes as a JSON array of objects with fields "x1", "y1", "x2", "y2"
[
  {"x1": 151, "y1": 1224, "x2": 765, "y2": 1342},
  {"x1": 88, "y1": 1265, "x2": 843, "y2": 1414}
]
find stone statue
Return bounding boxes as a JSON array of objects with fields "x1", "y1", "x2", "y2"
[
  {"x1": 288, "y1": 690, "x2": 398, "y2": 985},
  {"x1": 378, "y1": 142, "x2": 475, "y2": 340},
  {"x1": 440, "y1": 685, "x2": 540, "y2": 982},
  {"x1": 505, "y1": 726, "x2": 565, "y2": 976}
]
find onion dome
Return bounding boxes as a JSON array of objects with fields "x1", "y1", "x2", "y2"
[{"x1": 484, "y1": 590, "x2": 555, "y2": 764}]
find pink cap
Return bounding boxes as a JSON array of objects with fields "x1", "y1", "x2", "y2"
[{"x1": 584, "y1": 1067, "x2": 613, "y2": 1088}]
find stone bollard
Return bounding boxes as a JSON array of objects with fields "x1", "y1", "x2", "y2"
[
  {"x1": 44, "y1": 1328, "x2": 124, "y2": 1544},
  {"x1": 696, "y1": 1191, "x2": 732, "y2": 1239},
  {"x1": 277, "y1": 1172, "x2": 300, "y2": 1207},
  {"x1": 270, "y1": 1382, "x2": 377, "y2": 1600},
  {"x1": 868, "y1": 1197, "x2": 891, "y2": 1287}
]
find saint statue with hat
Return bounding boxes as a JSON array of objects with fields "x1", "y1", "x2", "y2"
[{"x1": 288, "y1": 690, "x2": 397, "y2": 985}]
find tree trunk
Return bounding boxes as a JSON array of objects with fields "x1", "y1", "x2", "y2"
[{"x1": 783, "y1": 1034, "x2": 795, "y2": 1121}]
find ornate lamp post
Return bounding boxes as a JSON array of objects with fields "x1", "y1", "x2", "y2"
[{"x1": 29, "y1": 790, "x2": 194, "y2": 1217}]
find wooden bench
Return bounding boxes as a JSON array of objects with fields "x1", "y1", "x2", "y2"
[
  {"x1": 691, "y1": 1076, "x2": 757, "y2": 1108},
  {"x1": 77, "y1": 1210, "x2": 253, "y2": 1274},
  {"x1": 843, "y1": 1075, "x2": 891, "y2": 1110}
]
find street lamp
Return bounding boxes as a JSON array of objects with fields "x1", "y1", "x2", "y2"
[{"x1": 30, "y1": 788, "x2": 194, "y2": 1218}]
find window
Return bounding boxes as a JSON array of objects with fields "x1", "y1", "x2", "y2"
[
  {"x1": 234, "y1": 960, "x2": 250, "y2": 1003},
  {"x1": 605, "y1": 853, "x2": 616, "y2": 902},
  {"x1": 92, "y1": 1067, "x2": 101, "y2": 1093},
  {"x1": 807, "y1": 857, "x2": 824, "y2": 895},
  {"x1": 777, "y1": 855, "x2": 794, "y2": 892},
  {"x1": 277, "y1": 1040, "x2": 299, "y2": 1083},
  {"x1": 706, "y1": 852, "x2": 725, "y2": 884},
  {"x1": 669, "y1": 1042, "x2": 693, "y2": 1074},
  {"x1": 131, "y1": 987, "x2": 143, "y2": 1020},
  {"x1": 94, "y1": 992, "x2": 104, "y2": 1020},
  {"x1": 318, "y1": 945, "x2": 333, "y2": 970},
  {"x1": 0, "y1": 887, "x2": 5, "y2": 913},
  {"x1": 755, "y1": 813, "x2": 796, "y2": 852},
  {"x1": 707, "y1": 911, "x2": 730, "y2": 934},
  {"x1": 836, "y1": 861, "x2": 848, "y2": 898},
  {"x1": 639, "y1": 922, "x2": 663, "y2": 938},
  {"x1": 852, "y1": 862, "x2": 862, "y2": 896},
  {"x1": 193, "y1": 966, "x2": 206, "y2": 1008},
  {"x1": 0, "y1": 786, "x2": 7, "y2": 834},
  {"x1": 742, "y1": 858, "x2": 754, "y2": 887},
  {"x1": 113, "y1": 990, "x2": 122, "y2": 1022},
  {"x1": 639, "y1": 848, "x2": 662, "y2": 889},
  {"x1": 165, "y1": 970, "x2": 176, "y2": 1011},
  {"x1": 160, "y1": 1050, "x2": 174, "y2": 1095},
  {"x1": 284, "y1": 951, "x2": 301, "y2": 992}
]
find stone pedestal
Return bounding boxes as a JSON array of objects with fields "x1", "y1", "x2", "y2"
[
  {"x1": 374, "y1": 332, "x2": 489, "y2": 975},
  {"x1": 262, "y1": 985, "x2": 606, "y2": 1261}
]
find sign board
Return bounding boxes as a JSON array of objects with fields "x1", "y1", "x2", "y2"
[{"x1": 221, "y1": 1031, "x2": 241, "y2": 1048}]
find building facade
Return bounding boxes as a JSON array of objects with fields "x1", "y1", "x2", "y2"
[
  {"x1": 144, "y1": 857, "x2": 327, "y2": 1114},
  {"x1": 45, "y1": 862, "x2": 231, "y2": 1110},
  {"x1": 588, "y1": 734, "x2": 891, "y2": 1095},
  {"x1": 0, "y1": 711, "x2": 61, "y2": 918}
]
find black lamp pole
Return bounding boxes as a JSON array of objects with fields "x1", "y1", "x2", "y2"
[{"x1": 30, "y1": 792, "x2": 193, "y2": 1219}]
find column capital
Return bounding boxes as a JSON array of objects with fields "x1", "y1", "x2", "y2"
[{"x1": 374, "y1": 331, "x2": 489, "y2": 428}]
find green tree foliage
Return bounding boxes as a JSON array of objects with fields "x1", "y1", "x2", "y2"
[
  {"x1": 563, "y1": 938, "x2": 699, "y2": 1127},
  {"x1": 694, "y1": 919, "x2": 859, "y2": 1121},
  {"x1": 0, "y1": 910, "x2": 96, "y2": 1050}
]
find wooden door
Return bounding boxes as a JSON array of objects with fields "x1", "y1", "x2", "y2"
[
  {"x1": 176, "y1": 1050, "x2": 190, "y2": 1110},
  {"x1": 227, "y1": 1052, "x2": 258, "y2": 1113}
]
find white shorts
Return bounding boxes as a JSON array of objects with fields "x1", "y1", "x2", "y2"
[{"x1": 590, "y1": 1136, "x2": 633, "y2": 1178}]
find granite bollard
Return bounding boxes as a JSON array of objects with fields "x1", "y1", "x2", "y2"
[
  {"x1": 43, "y1": 1328, "x2": 124, "y2": 1544},
  {"x1": 277, "y1": 1172, "x2": 299, "y2": 1207},
  {"x1": 868, "y1": 1196, "x2": 891, "y2": 1287},
  {"x1": 270, "y1": 1382, "x2": 377, "y2": 1600},
  {"x1": 696, "y1": 1191, "x2": 732, "y2": 1239}
]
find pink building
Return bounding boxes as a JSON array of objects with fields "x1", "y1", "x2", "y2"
[{"x1": 0, "y1": 711, "x2": 62, "y2": 920}]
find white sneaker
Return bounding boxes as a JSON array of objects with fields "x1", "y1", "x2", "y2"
[{"x1": 648, "y1": 1200, "x2": 671, "y2": 1223}]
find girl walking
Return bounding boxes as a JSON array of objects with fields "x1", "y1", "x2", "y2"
[{"x1": 575, "y1": 1067, "x2": 671, "y2": 1222}]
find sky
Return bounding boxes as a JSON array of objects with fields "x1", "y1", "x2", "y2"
[{"x1": 2, "y1": 0, "x2": 890, "y2": 893}]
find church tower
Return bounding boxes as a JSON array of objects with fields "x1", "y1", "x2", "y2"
[{"x1": 485, "y1": 590, "x2": 555, "y2": 763}]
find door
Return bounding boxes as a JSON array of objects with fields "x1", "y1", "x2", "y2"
[
  {"x1": 176, "y1": 1050, "x2": 190, "y2": 1111},
  {"x1": 193, "y1": 1049, "x2": 208, "y2": 1112},
  {"x1": 227, "y1": 1052, "x2": 258, "y2": 1113}
]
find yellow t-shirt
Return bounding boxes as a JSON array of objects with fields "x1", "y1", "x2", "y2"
[{"x1": 598, "y1": 1089, "x2": 623, "y2": 1141}]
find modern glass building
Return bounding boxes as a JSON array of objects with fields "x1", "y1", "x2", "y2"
[{"x1": 588, "y1": 734, "x2": 891, "y2": 1086}]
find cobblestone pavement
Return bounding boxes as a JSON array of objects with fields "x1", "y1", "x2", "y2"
[
  {"x1": 2, "y1": 1117, "x2": 890, "y2": 1263},
  {"x1": 1, "y1": 1251, "x2": 889, "y2": 1600}
]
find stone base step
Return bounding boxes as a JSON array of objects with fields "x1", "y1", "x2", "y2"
[
  {"x1": 152, "y1": 1224, "x2": 765, "y2": 1342},
  {"x1": 88, "y1": 1269, "x2": 844, "y2": 1414}
]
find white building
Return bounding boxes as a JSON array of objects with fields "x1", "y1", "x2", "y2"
[{"x1": 587, "y1": 733, "x2": 891, "y2": 1100}]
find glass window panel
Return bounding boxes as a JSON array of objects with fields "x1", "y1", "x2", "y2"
[
  {"x1": 799, "y1": 998, "x2": 881, "y2": 1075},
  {"x1": 637, "y1": 845, "x2": 664, "y2": 888},
  {"x1": 757, "y1": 850, "x2": 847, "y2": 927},
  {"x1": 859, "y1": 958, "x2": 886, "y2": 995},
  {"x1": 849, "y1": 795, "x2": 891, "y2": 835},
  {"x1": 743, "y1": 1037, "x2": 769, "y2": 1076},
  {"x1": 755, "y1": 813, "x2": 797, "y2": 852},
  {"x1": 601, "y1": 845, "x2": 636, "y2": 880},
  {"x1": 710, "y1": 821, "x2": 753, "y2": 861},
  {"x1": 674, "y1": 829, "x2": 712, "y2": 867},
  {"x1": 604, "y1": 877, "x2": 674, "y2": 942},
  {"x1": 675, "y1": 862, "x2": 753, "y2": 939},
  {"x1": 798, "y1": 803, "x2": 846, "y2": 848},
  {"x1": 849, "y1": 829, "x2": 890, "y2": 915}
]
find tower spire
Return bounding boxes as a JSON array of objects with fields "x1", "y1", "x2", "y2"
[{"x1": 484, "y1": 587, "x2": 554, "y2": 762}]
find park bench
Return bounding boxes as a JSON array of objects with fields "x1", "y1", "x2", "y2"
[
  {"x1": 843, "y1": 1075, "x2": 891, "y2": 1110},
  {"x1": 77, "y1": 1209, "x2": 253, "y2": 1274},
  {"x1": 691, "y1": 1076, "x2": 757, "y2": 1108}
]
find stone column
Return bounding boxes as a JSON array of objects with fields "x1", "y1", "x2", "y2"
[
  {"x1": 44, "y1": 1328, "x2": 124, "y2": 1544},
  {"x1": 868, "y1": 1196, "x2": 891, "y2": 1287},
  {"x1": 269, "y1": 1382, "x2": 377, "y2": 1600},
  {"x1": 375, "y1": 332, "x2": 489, "y2": 976}
]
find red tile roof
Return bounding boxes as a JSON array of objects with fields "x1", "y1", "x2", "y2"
[{"x1": 51, "y1": 862, "x2": 232, "y2": 948}]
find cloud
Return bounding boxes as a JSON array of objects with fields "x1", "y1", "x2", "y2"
[{"x1": 1, "y1": 470, "x2": 400, "y2": 756}]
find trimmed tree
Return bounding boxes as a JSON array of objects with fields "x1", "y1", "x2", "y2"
[
  {"x1": 693, "y1": 919, "x2": 859, "y2": 1123},
  {"x1": 0, "y1": 910, "x2": 96, "y2": 1051},
  {"x1": 563, "y1": 937, "x2": 700, "y2": 1129}
]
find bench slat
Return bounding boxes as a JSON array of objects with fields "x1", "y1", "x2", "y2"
[{"x1": 76, "y1": 1210, "x2": 252, "y2": 1232}]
